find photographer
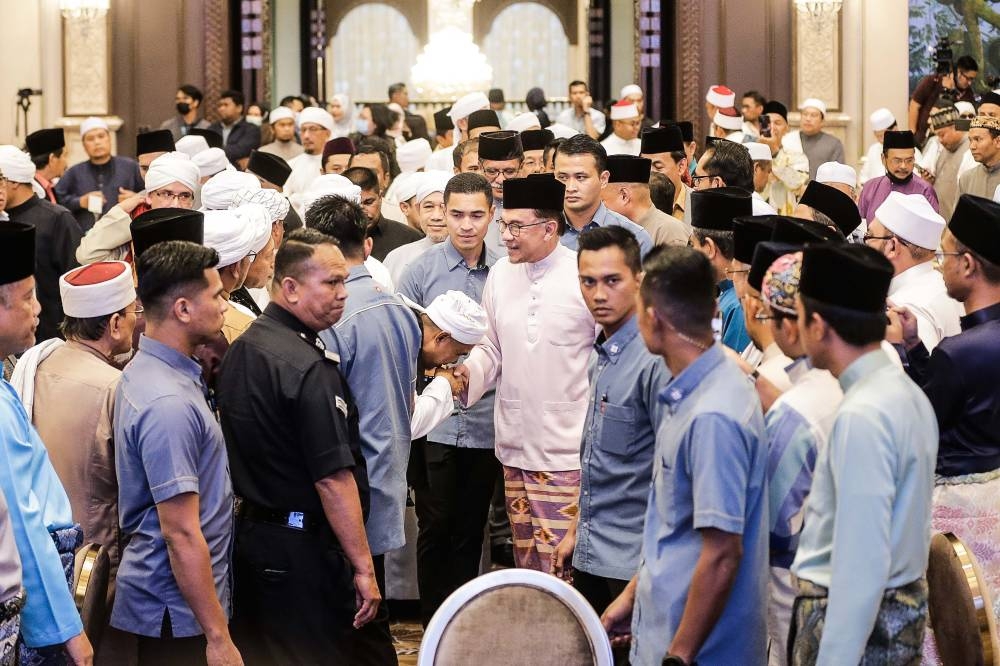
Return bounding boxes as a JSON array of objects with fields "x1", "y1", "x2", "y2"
[{"x1": 909, "y1": 52, "x2": 978, "y2": 148}]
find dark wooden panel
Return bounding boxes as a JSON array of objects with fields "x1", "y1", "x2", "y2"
[{"x1": 474, "y1": 0, "x2": 578, "y2": 46}]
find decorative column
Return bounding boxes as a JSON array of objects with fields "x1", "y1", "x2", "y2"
[{"x1": 792, "y1": 0, "x2": 847, "y2": 144}]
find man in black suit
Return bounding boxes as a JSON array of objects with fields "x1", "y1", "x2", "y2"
[
  {"x1": 209, "y1": 89, "x2": 261, "y2": 168},
  {"x1": 389, "y1": 82, "x2": 430, "y2": 143}
]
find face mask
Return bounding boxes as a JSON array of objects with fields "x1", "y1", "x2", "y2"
[
  {"x1": 245, "y1": 115, "x2": 262, "y2": 126},
  {"x1": 176, "y1": 102, "x2": 191, "y2": 115},
  {"x1": 356, "y1": 118, "x2": 371, "y2": 135}
]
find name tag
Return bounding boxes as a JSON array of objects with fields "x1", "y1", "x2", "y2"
[{"x1": 335, "y1": 396, "x2": 348, "y2": 418}]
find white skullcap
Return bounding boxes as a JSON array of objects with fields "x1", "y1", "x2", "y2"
[
  {"x1": 746, "y1": 142, "x2": 772, "y2": 161},
  {"x1": 203, "y1": 205, "x2": 270, "y2": 267},
  {"x1": 610, "y1": 102, "x2": 640, "y2": 121},
  {"x1": 393, "y1": 172, "x2": 423, "y2": 203},
  {"x1": 301, "y1": 173, "x2": 362, "y2": 214},
  {"x1": 80, "y1": 116, "x2": 109, "y2": 138},
  {"x1": 620, "y1": 84, "x2": 643, "y2": 99},
  {"x1": 230, "y1": 187, "x2": 289, "y2": 223},
  {"x1": 0, "y1": 145, "x2": 36, "y2": 183},
  {"x1": 424, "y1": 291, "x2": 488, "y2": 344},
  {"x1": 233, "y1": 202, "x2": 273, "y2": 253},
  {"x1": 145, "y1": 151, "x2": 201, "y2": 193},
  {"x1": 713, "y1": 108, "x2": 744, "y2": 131},
  {"x1": 415, "y1": 170, "x2": 452, "y2": 203},
  {"x1": 192, "y1": 148, "x2": 231, "y2": 179},
  {"x1": 955, "y1": 101, "x2": 976, "y2": 116},
  {"x1": 507, "y1": 112, "x2": 542, "y2": 132},
  {"x1": 874, "y1": 191, "x2": 945, "y2": 250},
  {"x1": 268, "y1": 106, "x2": 295, "y2": 124},
  {"x1": 396, "y1": 138, "x2": 432, "y2": 172},
  {"x1": 799, "y1": 98, "x2": 827, "y2": 115},
  {"x1": 547, "y1": 123, "x2": 579, "y2": 139},
  {"x1": 705, "y1": 85, "x2": 735, "y2": 108},
  {"x1": 176, "y1": 134, "x2": 210, "y2": 158},
  {"x1": 59, "y1": 261, "x2": 136, "y2": 319},
  {"x1": 449, "y1": 92, "x2": 490, "y2": 122},
  {"x1": 297, "y1": 106, "x2": 334, "y2": 133},
  {"x1": 869, "y1": 108, "x2": 895, "y2": 132},
  {"x1": 752, "y1": 196, "x2": 777, "y2": 216},
  {"x1": 815, "y1": 161, "x2": 857, "y2": 188},
  {"x1": 200, "y1": 169, "x2": 261, "y2": 210}
]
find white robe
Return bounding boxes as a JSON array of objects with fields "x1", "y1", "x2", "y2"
[{"x1": 888, "y1": 261, "x2": 963, "y2": 350}]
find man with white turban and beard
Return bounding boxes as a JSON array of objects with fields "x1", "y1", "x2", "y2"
[
  {"x1": 199, "y1": 169, "x2": 261, "y2": 211},
  {"x1": 76, "y1": 151, "x2": 201, "y2": 264},
  {"x1": 228, "y1": 188, "x2": 290, "y2": 315}
]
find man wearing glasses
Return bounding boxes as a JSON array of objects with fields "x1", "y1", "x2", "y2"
[
  {"x1": 478, "y1": 130, "x2": 524, "y2": 258},
  {"x1": 910, "y1": 55, "x2": 978, "y2": 148},
  {"x1": 76, "y1": 151, "x2": 200, "y2": 265},
  {"x1": 857, "y1": 130, "x2": 939, "y2": 222}
]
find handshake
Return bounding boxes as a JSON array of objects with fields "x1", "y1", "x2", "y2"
[{"x1": 435, "y1": 364, "x2": 470, "y2": 398}]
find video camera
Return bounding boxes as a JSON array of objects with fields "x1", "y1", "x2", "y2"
[{"x1": 934, "y1": 37, "x2": 956, "y2": 76}]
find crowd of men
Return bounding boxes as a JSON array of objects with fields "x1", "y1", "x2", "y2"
[{"x1": 0, "y1": 70, "x2": 997, "y2": 666}]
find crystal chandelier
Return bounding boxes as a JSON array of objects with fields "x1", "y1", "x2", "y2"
[
  {"x1": 59, "y1": 0, "x2": 110, "y2": 20},
  {"x1": 410, "y1": 26, "x2": 493, "y2": 100}
]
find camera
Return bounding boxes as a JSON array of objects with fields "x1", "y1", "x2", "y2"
[{"x1": 933, "y1": 37, "x2": 955, "y2": 76}]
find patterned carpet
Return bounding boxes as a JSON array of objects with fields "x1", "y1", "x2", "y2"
[{"x1": 392, "y1": 621, "x2": 423, "y2": 666}]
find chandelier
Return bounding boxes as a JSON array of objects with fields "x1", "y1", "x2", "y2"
[
  {"x1": 59, "y1": 0, "x2": 109, "y2": 20},
  {"x1": 410, "y1": 26, "x2": 493, "y2": 100}
]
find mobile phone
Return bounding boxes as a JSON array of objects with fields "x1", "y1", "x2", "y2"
[{"x1": 759, "y1": 114, "x2": 771, "y2": 138}]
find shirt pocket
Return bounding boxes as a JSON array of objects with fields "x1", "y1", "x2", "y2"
[
  {"x1": 496, "y1": 397, "x2": 523, "y2": 441},
  {"x1": 541, "y1": 400, "x2": 587, "y2": 445},
  {"x1": 596, "y1": 403, "x2": 635, "y2": 455},
  {"x1": 545, "y1": 304, "x2": 594, "y2": 348}
]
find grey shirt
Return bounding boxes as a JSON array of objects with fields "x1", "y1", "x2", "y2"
[
  {"x1": 800, "y1": 131, "x2": 846, "y2": 180},
  {"x1": 112, "y1": 336, "x2": 234, "y2": 638},
  {"x1": 933, "y1": 136, "x2": 970, "y2": 220},
  {"x1": 958, "y1": 159, "x2": 1000, "y2": 200}
]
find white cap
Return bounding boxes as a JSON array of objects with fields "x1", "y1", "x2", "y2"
[
  {"x1": 869, "y1": 108, "x2": 896, "y2": 132},
  {"x1": 301, "y1": 173, "x2": 362, "y2": 214},
  {"x1": 145, "y1": 152, "x2": 200, "y2": 193},
  {"x1": 620, "y1": 84, "x2": 643, "y2": 99},
  {"x1": 192, "y1": 148, "x2": 231, "y2": 179},
  {"x1": 874, "y1": 192, "x2": 945, "y2": 250},
  {"x1": 420, "y1": 290, "x2": 488, "y2": 345},
  {"x1": 547, "y1": 123, "x2": 579, "y2": 139},
  {"x1": 448, "y1": 92, "x2": 490, "y2": 122},
  {"x1": 233, "y1": 202, "x2": 273, "y2": 253},
  {"x1": 297, "y1": 107, "x2": 334, "y2": 133},
  {"x1": 705, "y1": 85, "x2": 735, "y2": 108},
  {"x1": 230, "y1": 187, "x2": 290, "y2": 223},
  {"x1": 815, "y1": 161, "x2": 857, "y2": 188},
  {"x1": 0, "y1": 145, "x2": 36, "y2": 183},
  {"x1": 59, "y1": 261, "x2": 136, "y2": 318},
  {"x1": 415, "y1": 170, "x2": 452, "y2": 203},
  {"x1": 713, "y1": 108, "x2": 743, "y2": 131},
  {"x1": 200, "y1": 169, "x2": 261, "y2": 210},
  {"x1": 746, "y1": 142, "x2": 772, "y2": 161},
  {"x1": 175, "y1": 134, "x2": 210, "y2": 158},
  {"x1": 203, "y1": 205, "x2": 271, "y2": 267},
  {"x1": 396, "y1": 138, "x2": 432, "y2": 172},
  {"x1": 610, "y1": 102, "x2": 640, "y2": 121},
  {"x1": 507, "y1": 112, "x2": 541, "y2": 132},
  {"x1": 80, "y1": 116, "x2": 109, "y2": 138},
  {"x1": 799, "y1": 98, "x2": 827, "y2": 115},
  {"x1": 393, "y1": 172, "x2": 423, "y2": 203},
  {"x1": 268, "y1": 106, "x2": 295, "y2": 124},
  {"x1": 955, "y1": 101, "x2": 976, "y2": 116}
]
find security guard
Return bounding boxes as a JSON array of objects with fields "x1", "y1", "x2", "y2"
[{"x1": 217, "y1": 228, "x2": 378, "y2": 664}]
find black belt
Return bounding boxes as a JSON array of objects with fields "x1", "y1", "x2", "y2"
[{"x1": 235, "y1": 498, "x2": 323, "y2": 533}]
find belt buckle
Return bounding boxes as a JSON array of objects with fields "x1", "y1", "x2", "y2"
[{"x1": 288, "y1": 512, "x2": 305, "y2": 529}]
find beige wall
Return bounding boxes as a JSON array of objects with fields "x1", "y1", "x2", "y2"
[{"x1": 0, "y1": 0, "x2": 62, "y2": 147}]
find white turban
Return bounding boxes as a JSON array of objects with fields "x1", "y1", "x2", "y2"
[
  {"x1": 297, "y1": 107, "x2": 334, "y2": 133},
  {"x1": 144, "y1": 152, "x2": 201, "y2": 193},
  {"x1": 59, "y1": 261, "x2": 136, "y2": 318},
  {"x1": 620, "y1": 84, "x2": 643, "y2": 99},
  {"x1": 799, "y1": 98, "x2": 828, "y2": 115},
  {"x1": 203, "y1": 204, "x2": 272, "y2": 267},
  {"x1": 415, "y1": 170, "x2": 452, "y2": 203},
  {"x1": 547, "y1": 123, "x2": 579, "y2": 139},
  {"x1": 874, "y1": 191, "x2": 945, "y2": 250},
  {"x1": 192, "y1": 148, "x2": 231, "y2": 179},
  {"x1": 0, "y1": 145, "x2": 36, "y2": 183},
  {"x1": 955, "y1": 101, "x2": 976, "y2": 116},
  {"x1": 268, "y1": 106, "x2": 295, "y2": 124},
  {"x1": 449, "y1": 92, "x2": 490, "y2": 122},
  {"x1": 393, "y1": 172, "x2": 423, "y2": 204},
  {"x1": 396, "y1": 139, "x2": 432, "y2": 173},
  {"x1": 200, "y1": 169, "x2": 262, "y2": 211},
  {"x1": 507, "y1": 112, "x2": 541, "y2": 132},
  {"x1": 425, "y1": 291, "x2": 488, "y2": 344},
  {"x1": 80, "y1": 116, "x2": 109, "y2": 138},
  {"x1": 176, "y1": 134, "x2": 210, "y2": 158},
  {"x1": 301, "y1": 173, "x2": 362, "y2": 214},
  {"x1": 230, "y1": 188, "x2": 290, "y2": 223},
  {"x1": 816, "y1": 161, "x2": 857, "y2": 188}
]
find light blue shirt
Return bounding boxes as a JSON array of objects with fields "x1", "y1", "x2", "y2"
[
  {"x1": 574, "y1": 316, "x2": 669, "y2": 580},
  {"x1": 791, "y1": 350, "x2": 938, "y2": 665},
  {"x1": 397, "y1": 239, "x2": 497, "y2": 450},
  {"x1": 0, "y1": 379, "x2": 81, "y2": 647},
  {"x1": 560, "y1": 203, "x2": 654, "y2": 257},
  {"x1": 322, "y1": 265, "x2": 421, "y2": 555},
  {"x1": 113, "y1": 335, "x2": 234, "y2": 638},
  {"x1": 718, "y1": 279, "x2": 751, "y2": 352},
  {"x1": 631, "y1": 344, "x2": 768, "y2": 666}
]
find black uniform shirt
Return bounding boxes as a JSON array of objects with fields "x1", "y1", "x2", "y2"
[
  {"x1": 368, "y1": 214, "x2": 423, "y2": 262},
  {"x1": 217, "y1": 302, "x2": 369, "y2": 520}
]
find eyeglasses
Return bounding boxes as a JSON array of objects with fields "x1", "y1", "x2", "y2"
[
  {"x1": 934, "y1": 250, "x2": 963, "y2": 263},
  {"x1": 690, "y1": 174, "x2": 715, "y2": 188},
  {"x1": 499, "y1": 220, "x2": 546, "y2": 237},
  {"x1": 483, "y1": 166, "x2": 519, "y2": 180},
  {"x1": 246, "y1": 251, "x2": 258, "y2": 263},
  {"x1": 725, "y1": 268, "x2": 749, "y2": 276},
  {"x1": 862, "y1": 233, "x2": 894, "y2": 243},
  {"x1": 126, "y1": 305, "x2": 144, "y2": 316},
  {"x1": 150, "y1": 189, "x2": 194, "y2": 203}
]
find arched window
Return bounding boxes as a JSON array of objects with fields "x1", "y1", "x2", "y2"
[
  {"x1": 482, "y1": 3, "x2": 569, "y2": 101},
  {"x1": 328, "y1": 3, "x2": 420, "y2": 101}
]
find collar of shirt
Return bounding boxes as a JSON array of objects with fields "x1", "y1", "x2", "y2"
[
  {"x1": 347, "y1": 263, "x2": 372, "y2": 283},
  {"x1": 524, "y1": 241, "x2": 565, "y2": 281},
  {"x1": 658, "y1": 342, "x2": 724, "y2": 409},
  {"x1": 137, "y1": 334, "x2": 204, "y2": 384},
  {"x1": 672, "y1": 183, "x2": 687, "y2": 213},
  {"x1": 263, "y1": 302, "x2": 324, "y2": 349},
  {"x1": 984, "y1": 161, "x2": 1000, "y2": 175},
  {"x1": 368, "y1": 216, "x2": 388, "y2": 238},
  {"x1": 960, "y1": 301, "x2": 1000, "y2": 331},
  {"x1": 782, "y1": 355, "x2": 812, "y2": 383},
  {"x1": 837, "y1": 348, "x2": 892, "y2": 393},
  {"x1": 443, "y1": 237, "x2": 490, "y2": 271},
  {"x1": 595, "y1": 315, "x2": 640, "y2": 365},
  {"x1": 717, "y1": 278, "x2": 735, "y2": 295},
  {"x1": 889, "y1": 261, "x2": 935, "y2": 296},
  {"x1": 6, "y1": 194, "x2": 41, "y2": 215}
]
